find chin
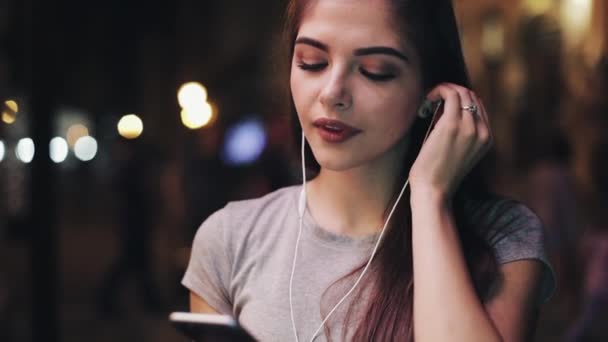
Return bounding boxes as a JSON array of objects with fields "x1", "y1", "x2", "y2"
[
  {"x1": 309, "y1": 135, "x2": 410, "y2": 174},
  {"x1": 311, "y1": 150, "x2": 367, "y2": 172}
]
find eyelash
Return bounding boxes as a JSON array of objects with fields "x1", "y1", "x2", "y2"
[{"x1": 296, "y1": 61, "x2": 396, "y2": 82}]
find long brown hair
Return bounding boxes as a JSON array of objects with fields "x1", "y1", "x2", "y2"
[{"x1": 284, "y1": 1, "x2": 499, "y2": 340}]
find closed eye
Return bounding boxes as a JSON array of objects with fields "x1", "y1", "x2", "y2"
[
  {"x1": 296, "y1": 61, "x2": 396, "y2": 82},
  {"x1": 359, "y1": 68, "x2": 395, "y2": 82},
  {"x1": 296, "y1": 61, "x2": 327, "y2": 71}
]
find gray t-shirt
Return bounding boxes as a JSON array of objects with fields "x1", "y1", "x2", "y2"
[{"x1": 182, "y1": 185, "x2": 555, "y2": 341}]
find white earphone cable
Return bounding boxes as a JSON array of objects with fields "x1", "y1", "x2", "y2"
[{"x1": 289, "y1": 132, "x2": 307, "y2": 342}]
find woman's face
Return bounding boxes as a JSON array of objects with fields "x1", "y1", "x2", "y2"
[{"x1": 290, "y1": 0, "x2": 422, "y2": 172}]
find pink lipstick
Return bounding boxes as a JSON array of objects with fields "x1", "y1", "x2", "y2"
[{"x1": 312, "y1": 118, "x2": 361, "y2": 143}]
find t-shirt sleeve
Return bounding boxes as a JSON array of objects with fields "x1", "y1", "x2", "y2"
[
  {"x1": 485, "y1": 201, "x2": 556, "y2": 303},
  {"x1": 181, "y1": 207, "x2": 233, "y2": 314}
]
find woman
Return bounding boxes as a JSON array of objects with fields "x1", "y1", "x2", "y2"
[{"x1": 182, "y1": 0, "x2": 555, "y2": 341}]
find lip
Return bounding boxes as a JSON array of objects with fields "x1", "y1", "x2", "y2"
[{"x1": 312, "y1": 118, "x2": 362, "y2": 143}]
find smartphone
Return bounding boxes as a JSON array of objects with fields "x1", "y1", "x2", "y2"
[{"x1": 169, "y1": 312, "x2": 256, "y2": 341}]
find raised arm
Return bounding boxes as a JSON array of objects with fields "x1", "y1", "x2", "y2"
[{"x1": 408, "y1": 84, "x2": 544, "y2": 341}]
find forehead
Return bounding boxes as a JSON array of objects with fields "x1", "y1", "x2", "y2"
[{"x1": 297, "y1": 0, "x2": 404, "y2": 50}]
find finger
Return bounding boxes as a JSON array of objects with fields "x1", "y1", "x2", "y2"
[
  {"x1": 468, "y1": 95, "x2": 489, "y2": 157},
  {"x1": 426, "y1": 84, "x2": 462, "y2": 126},
  {"x1": 464, "y1": 91, "x2": 485, "y2": 126},
  {"x1": 444, "y1": 83, "x2": 475, "y2": 112},
  {"x1": 475, "y1": 96, "x2": 494, "y2": 148},
  {"x1": 477, "y1": 97, "x2": 491, "y2": 131},
  {"x1": 443, "y1": 83, "x2": 477, "y2": 138}
]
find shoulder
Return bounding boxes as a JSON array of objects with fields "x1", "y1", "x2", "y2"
[
  {"x1": 221, "y1": 184, "x2": 301, "y2": 225},
  {"x1": 464, "y1": 193, "x2": 543, "y2": 249},
  {"x1": 198, "y1": 185, "x2": 301, "y2": 248},
  {"x1": 464, "y1": 193, "x2": 556, "y2": 302}
]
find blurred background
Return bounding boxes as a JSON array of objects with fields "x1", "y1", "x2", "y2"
[{"x1": 0, "y1": 0, "x2": 606, "y2": 341}]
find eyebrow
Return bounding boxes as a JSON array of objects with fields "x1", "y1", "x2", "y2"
[{"x1": 294, "y1": 36, "x2": 409, "y2": 63}]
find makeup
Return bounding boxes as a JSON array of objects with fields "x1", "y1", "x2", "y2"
[{"x1": 312, "y1": 118, "x2": 361, "y2": 143}]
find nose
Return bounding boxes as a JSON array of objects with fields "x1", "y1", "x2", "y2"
[{"x1": 319, "y1": 68, "x2": 352, "y2": 112}]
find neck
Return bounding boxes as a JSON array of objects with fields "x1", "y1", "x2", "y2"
[{"x1": 306, "y1": 138, "x2": 409, "y2": 237}]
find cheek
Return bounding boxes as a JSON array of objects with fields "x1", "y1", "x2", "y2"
[
  {"x1": 290, "y1": 71, "x2": 308, "y2": 116},
  {"x1": 289, "y1": 69, "x2": 298, "y2": 104},
  {"x1": 290, "y1": 71, "x2": 321, "y2": 125},
  {"x1": 381, "y1": 113, "x2": 414, "y2": 145},
  {"x1": 366, "y1": 90, "x2": 419, "y2": 136},
  {"x1": 392, "y1": 83, "x2": 421, "y2": 128}
]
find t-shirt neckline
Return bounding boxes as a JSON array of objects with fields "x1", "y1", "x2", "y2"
[{"x1": 292, "y1": 185, "x2": 380, "y2": 250}]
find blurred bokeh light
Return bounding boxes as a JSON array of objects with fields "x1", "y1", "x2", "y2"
[
  {"x1": 523, "y1": 0, "x2": 555, "y2": 15},
  {"x1": 222, "y1": 117, "x2": 267, "y2": 166},
  {"x1": 177, "y1": 82, "x2": 208, "y2": 109},
  {"x1": 0, "y1": 140, "x2": 5, "y2": 162},
  {"x1": 66, "y1": 124, "x2": 90, "y2": 149},
  {"x1": 74, "y1": 136, "x2": 98, "y2": 161},
  {"x1": 16, "y1": 137, "x2": 35, "y2": 163},
  {"x1": 49, "y1": 137, "x2": 69, "y2": 163},
  {"x1": 561, "y1": 0, "x2": 593, "y2": 44},
  {"x1": 117, "y1": 114, "x2": 144, "y2": 139},
  {"x1": 178, "y1": 82, "x2": 214, "y2": 130},
  {"x1": 2, "y1": 99, "x2": 18, "y2": 124},
  {"x1": 180, "y1": 104, "x2": 213, "y2": 130}
]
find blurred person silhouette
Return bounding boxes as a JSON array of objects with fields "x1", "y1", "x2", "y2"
[
  {"x1": 563, "y1": 3, "x2": 608, "y2": 337},
  {"x1": 566, "y1": 140, "x2": 608, "y2": 342},
  {"x1": 510, "y1": 15, "x2": 580, "y2": 323},
  {"x1": 98, "y1": 138, "x2": 165, "y2": 316}
]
